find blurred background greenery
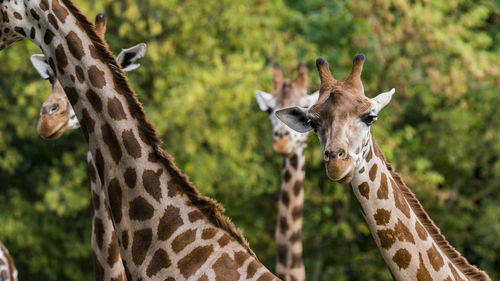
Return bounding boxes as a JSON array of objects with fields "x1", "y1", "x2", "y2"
[{"x1": 0, "y1": 0, "x2": 499, "y2": 280}]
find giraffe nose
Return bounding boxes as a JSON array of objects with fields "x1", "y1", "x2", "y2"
[{"x1": 324, "y1": 149, "x2": 347, "y2": 161}]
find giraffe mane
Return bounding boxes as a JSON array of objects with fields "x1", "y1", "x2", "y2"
[
  {"x1": 60, "y1": 0, "x2": 255, "y2": 257},
  {"x1": 371, "y1": 138, "x2": 490, "y2": 281}
]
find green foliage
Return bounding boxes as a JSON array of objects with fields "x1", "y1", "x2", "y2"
[{"x1": 0, "y1": 0, "x2": 499, "y2": 280}]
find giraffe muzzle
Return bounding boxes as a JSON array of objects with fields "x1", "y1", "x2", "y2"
[{"x1": 325, "y1": 157, "x2": 355, "y2": 184}]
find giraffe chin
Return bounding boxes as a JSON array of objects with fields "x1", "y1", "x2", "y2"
[
  {"x1": 37, "y1": 121, "x2": 68, "y2": 140},
  {"x1": 325, "y1": 159, "x2": 355, "y2": 184}
]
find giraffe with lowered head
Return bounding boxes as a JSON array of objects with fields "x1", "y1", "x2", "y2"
[
  {"x1": 31, "y1": 13, "x2": 146, "y2": 281},
  {"x1": 0, "y1": 243, "x2": 17, "y2": 281},
  {"x1": 276, "y1": 55, "x2": 491, "y2": 280},
  {"x1": 255, "y1": 62, "x2": 318, "y2": 281},
  {"x1": 0, "y1": 1, "x2": 278, "y2": 280}
]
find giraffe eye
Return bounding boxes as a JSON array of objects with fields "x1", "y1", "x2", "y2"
[
  {"x1": 306, "y1": 119, "x2": 318, "y2": 131},
  {"x1": 362, "y1": 114, "x2": 378, "y2": 126}
]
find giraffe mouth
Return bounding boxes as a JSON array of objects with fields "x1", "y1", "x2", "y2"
[
  {"x1": 37, "y1": 120, "x2": 68, "y2": 140},
  {"x1": 325, "y1": 158, "x2": 354, "y2": 184}
]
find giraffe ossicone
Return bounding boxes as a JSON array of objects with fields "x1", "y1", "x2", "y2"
[
  {"x1": 255, "y1": 61, "x2": 317, "y2": 281},
  {"x1": 0, "y1": 1, "x2": 278, "y2": 280},
  {"x1": 0, "y1": 243, "x2": 18, "y2": 281},
  {"x1": 277, "y1": 55, "x2": 491, "y2": 280}
]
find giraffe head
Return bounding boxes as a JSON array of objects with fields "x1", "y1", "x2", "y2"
[
  {"x1": 0, "y1": 0, "x2": 28, "y2": 50},
  {"x1": 277, "y1": 55, "x2": 395, "y2": 183},
  {"x1": 255, "y1": 62, "x2": 319, "y2": 157},
  {"x1": 31, "y1": 13, "x2": 147, "y2": 139}
]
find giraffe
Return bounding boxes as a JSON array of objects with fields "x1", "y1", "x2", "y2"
[
  {"x1": 31, "y1": 13, "x2": 146, "y2": 140},
  {"x1": 0, "y1": 1, "x2": 279, "y2": 280},
  {"x1": 30, "y1": 13, "x2": 147, "y2": 281},
  {"x1": 276, "y1": 55, "x2": 491, "y2": 280},
  {"x1": 0, "y1": 243, "x2": 17, "y2": 281},
  {"x1": 254, "y1": 62, "x2": 318, "y2": 281}
]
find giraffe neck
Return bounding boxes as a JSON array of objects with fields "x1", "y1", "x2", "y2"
[
  {"x1": 276, "y1": 147, "x2": 306, "y2": 281},
  {"x1": 350, "y1": 135, "x2": 490, "y2": 281},
  {"x1": 88, "y1": 152, "x2": 127, "y2": 281},
  {"x1": 0, "y1": 243, "x2": 17, "y2": 281},
  {"x1": 24, "y1": 1, "x2": 277, "y2": 280}
]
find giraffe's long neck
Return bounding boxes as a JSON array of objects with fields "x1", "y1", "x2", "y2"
[
  {"x1": 351, "y1": 135, "x2": 490, "y2": 281},
  {"x1": 276, "y1": 148, "x2": 306, "y2": 281},
  {"x1": 0, "y1": 243, "x2": 18, "y2": 281},
  {"x1": 88, "y1": 153, "x2": 127, "y2": 281},
  {"x1": 25, "y1": 1, "x2": 277, "y2": 280}
]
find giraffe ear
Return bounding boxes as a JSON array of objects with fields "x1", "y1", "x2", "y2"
[
  {"x1": 276, "y1": 107, "x2": 313, "y2": 133},
  {"x1": 299, "y1": 91, "x2": 319, "y2": 108},
  {"x1": 30, "y1": 54, "x2": 51, "y2": 80},
  {"x1": 254, "y1": 90, "x2": 275, "y2": 112},
  {"x1": 371, "y1": 88, "x2": 395, "y2": 113},
  {"x1": 117, "y1": 43, "x2": 147, "y2": 72}
]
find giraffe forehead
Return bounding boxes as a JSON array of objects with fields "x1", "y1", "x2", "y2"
[{"x1": 310, "y1": 91, "x2": 371, "y2": 122}]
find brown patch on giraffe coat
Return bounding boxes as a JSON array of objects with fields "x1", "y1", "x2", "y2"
[
  {"x1": 131, "y1": 228, "x2": 153, "y2": 266},
  {"x1": 167, "y1": 178, "x2": 183, "y2": 197},
  {"x1": 283, "y1": 170, "x2": 291, "y2": 183},
  {"x1": 218, "y1": 233, "x2": 231, "y2": 247},
  {"x1": 66, "y1": 31, "x2": 85, "y2": 60},
  {"x1": 44, "y1": 29, "x2": 55, "y2": 44},
  {"x1": 394, "y1": 219, "x2": 416, "y2": 244},
  {"x1": 47, "y1": 13, "x2": 59, "y2": 30},
  {"x1": 202, "y1": 228, "x2": 217, "y2": 240},
  {"x1": 415, "y1": 221, "x2": 428, "y2": 241},
  {"x1": 129, "y1": 196, "x2": 154, "y2": 221},
  {"x1": 427, "y1": 244, "x2": 444, "y2": 272},
  {"x1": 146, "y1": 249, "x2": 171, "y2": 278},
  {"x1": 75, "y1": 65, "x2": 85, "y2": 83},
  {"x1": 392, "y1": 248, "x2": 412, "y2": 269},
  {"x1": 393, "y1": 185, "x2": 411, "y2": 218},
  {"x1": 107, "y1": 234, "x2": 120, "y2": 266},
  {"x1": 40, "y1": 0, "x2": 50, "y2": 11},
  {"x1": 122, "y1": 129, "x2": 142, "y2": 159},
  {"x1": 101, "y1": 124, "x2": 122, "y2": 164},
  {"x1": 358, "y1": 167, "x2": 365, "y2": 174},
  {"x1": 198, "y1": 275, "x2": 209, "y2": 281},
  {"x1": 148, "y1": 152, "x2": 159, "y2": 162},
  {"x1": 143, "y1": 169, "x2": 163, "y2": 201},
  {"x1": 443, "y1": 277, "x2": 453, "y2": 281},
  {"x1": 277, "y1": 243, "x2": 287, "y2": 266},
  {"x1": 108, "y1": 97, "x2": 127, "y2": 120},
  {"x1": 292, "y1": 206, "x2": 303, "y2": 220},
  {"x1": 293, "y1": 180, "x2": 303, "y2": 196},
  {"x1": 88, "y1": 160, "x2": 97, "y2": 183},
  {"x1": 107, "y1": 178, "x2": 123, "y2": 224},
  {"x1": 14, "y1": 27, "x2": 26, "y2": 37},
  {"x1": 55, "y1": 44, "x2": 67, "y2": 74},
  {"x1": 64, "y1": 86, "x2": 79, "y2": 106},
  {"x1": 92, "y1": 251, "x2": 105, "y2": 281},
  {"x1": 290, "y1": 231, "x2": 302, "y2": 243},
  {"x1": 30, "y1": 27, "x2": 36, "y2": 39},
  {"x1": 358, "y1": 182, "x2": 370, "y2": 199},
  {"x1": 91, "y1": 190, "x2": 100, "y2": 211},
  {"x1": 279, "y1": 216, "x2": 289, "y2": 234},
  {"x1": 94, "y1": 217, "x2": 104, "y2": 249},
  {"x1": 373, "y1": 208, "x2": 391, "y2": 226},
  {"x1": 124, "y1": 168, "x2": 137, "y2": 188},
  {"x1": 188, "y1": 210, "x2": 204, "y2": 222},
  {"x1": 280, "y1": 190, "x2": 290, "y2": 207},
  {"x1": 172, "y1": 229, "x2": 196, "y2": 253},
  {"x1": 157, "y1": 205, "x2": 183, "y2": 241},
  {"x1": 366, "y1": 146, "x2": 373, "y2": 162},
  {"x1": 292, "y1": 253, "x2": 303, "y2": 268},
  {"x1": 121, "y1": 231, "x2": 129, "y2": 250},
  {"x1": 246, "y1": 260, "x2": 260, "y2": 278},
  {"x1": 214, "y1": 253, "x2": 240, "y2": 281},
  {"x1": 377, "y1": 229, "x2": 396, "y2": 249},
  {"x1": 369, "y1": 163, "x2": 378, "y2": 181},
  {"x1": 256, "y1": 272, "x2": 276, "y2": 281},
  {"x1": 88, "y1": 65, "x2": 107, "y2": 89},
  {"x1": 177, "y1": 245, "x2": 214, "y2": 278},
  {"x1": 416, "y1": 253, "x2": 433, "y2": 281},
  {"x1": 289, "y1": 154, "x2": 298, "y2": 170},
  {"x1": 80, "y1": 109, "x2": 94, "y2": 142},
  {"x1": 86, "y1": 89, "x2": 102, "y2": 112},
  {"x1": 30, "y1": 9, "x2": 40, "y2": 21},
  {"x1": 13, "y1": 12, "x2": 22, "y2": 20},
  {"x1": 52, "y1": 0, "x2": 69, "y2": 23},
  {"x1": 377, "y1": 172, "x2": 389, "y2": 199},
  {"x1": 94, "y1": 149, "x2": 105, "y2": 182},
  {"x1": 235, "y1": 251, "x2": 248, "y2": 266}
]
